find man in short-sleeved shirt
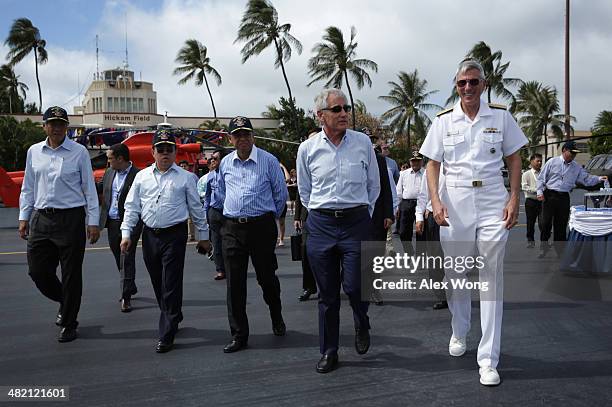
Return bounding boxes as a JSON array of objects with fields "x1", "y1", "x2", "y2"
[{"x1": 420, "y1": 60, "x2": 527, "y2": 386}]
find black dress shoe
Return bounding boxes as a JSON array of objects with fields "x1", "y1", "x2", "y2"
[
  {"x1": 156, "y1": 340, "x2": 174, "y2": 353},
  {"x1": 355, "y1": 329, "x2": 370, "y2": 355},
  {"x1": 223, "y1": 339, "x2": 248, "y2": 353},
  {"x1": 298, "y1": 289, "x2": 316, "y2": 302},
  {"x1": 433, "y1": 301, "x2": 448, "y2": 310},
  {"x1": 316, "y1": 353, "x2": 338, "y2": 373},
  {"x1": 120, "y1": 298, "x2": 132, "y2": 313},
  {"x1": 57, "y1": 327, "x2": 77, "y2": 343},
  {"x1": 55, "y1": 312, "x2": 62, "y2": 326},
  {"x1": 272, "y1": 320, "x2": 286, "y2": 336}
]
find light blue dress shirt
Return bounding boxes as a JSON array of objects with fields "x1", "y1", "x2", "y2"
[
  {"x1": 108, "y1": 163, "x2": 132, "y2": 220},
  {"x1": 218, "y1": 145, "x2": 288, "y2": 218},
  {"x1": 121, "y1": 163, "x2": 208, "y2": 239},
  {"x1": 296, "y1": 129, "x2": 381, "y2": 216},
  {"x1": 536, "y1": 155, "x2": 602, "y2": 195},
  {"x1": 19, "y1": 136, "x2": 100, "y2": 226},
  {"x1": 386, "y1": 156, "x2": 400, "y2": 183},
  {"x1": 198, "y1": 169, "x2": 224, "y2": 212}
]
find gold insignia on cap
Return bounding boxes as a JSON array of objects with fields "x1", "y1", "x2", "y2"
[{"x1": 234, "y1": 116, "x2": 247, "y2": 126}]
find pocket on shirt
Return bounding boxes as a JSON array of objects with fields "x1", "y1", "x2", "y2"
[
  {"x1": 344, "y1": 162, "x2": 365, "y2": 184},
  {"x1": 61, "y1": 159, "x2": 79, "y2": 176},
  {"x1": 443, "y1": 134, "x2": 465, "y2": 161},
  {"x1": 482, "y1": 133, "x2": 503, "y2": 144}
]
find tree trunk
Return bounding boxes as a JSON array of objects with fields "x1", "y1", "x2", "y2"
[
  {"x1": 543, "y1": 123, "x2": 548, "y2": 162},
  {"x1": 202, "y1": 73, "x2": 217, "y2": 118},
  {"x1": 344, "y1": 70, "x2": 356, "y2": 130},
  {"x1": 274, "y1": 38, "x2": 293, "y2": 102},
  {"x1": 406, "y1": 117, "x2": 411, "y2": 154},
  {"x1": 34, "y1": 47, "x2": 42, "y2": 112}
]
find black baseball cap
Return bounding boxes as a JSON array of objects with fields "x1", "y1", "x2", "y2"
[
  {"x1": 43, "y1": 106, "x2": 69, "y2": 124},
  {"x1": 562, "y1": 140, "x2": 581, "y2": 153},
  {"x1": 228, "y1": 116, "x2": 253, "y2": 134},
  {"x1": 409, "y1": 151, "x2": 423, "y2": 161},
  {"x1": 152, "y1": 129, "x2": 176, "y2": 146}
]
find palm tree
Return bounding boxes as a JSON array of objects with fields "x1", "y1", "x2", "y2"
[
  {"x1": 235, "y1": 0, "x2": 302, "y2": 103},
  {"x1": 0, "y1": 64, "x2": 28, "y2": 113},
  {"x1": 5, "y1": 18, "x2": 47, "y2": 112},
  {"x1": 592, "y1": 111, "x2": 612, "y2": 134},
  {"x1": 173, "y1": 39, "x2": 222, "y2": 118},
  {"x1": 589, "y1": 110, "x2": 612, "y2": 155},
  {"x1": 446, "y1": 41, "x2": 522, "y2": 106},
  {"x1": 379, "y1": 70, "x2": 441, "y2": 153},
  {"x1": 514, "y1": 81, "x2": 572, "y2": 160},
  {"x1": 307, "y1": 26, "x2": 378, "y2": 129}
]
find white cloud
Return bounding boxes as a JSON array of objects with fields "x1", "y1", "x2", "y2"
[{"x1": 5, "y1": 0, "x2": 611, "y2": 130}]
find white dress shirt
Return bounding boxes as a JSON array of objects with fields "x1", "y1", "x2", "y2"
[
  {"x1": 415, "y1": 169, "x2": 447, "y2": 222},
  {"x1": 121, "y1": 163, "x2": 208, "y2": 239},
  {"x1": 521, "y1": 168, "x2": 540, "y2": 200},
  {"x1": 396, "y1": 168, "x2": 424, "y2": 200},
  {"x1": 19, "y1": 136, "x2": 99, "y2": 225}
]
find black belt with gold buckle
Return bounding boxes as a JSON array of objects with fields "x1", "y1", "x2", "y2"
[{"x1": 227, "y1": 213, "x2": 273, "y2": 224}]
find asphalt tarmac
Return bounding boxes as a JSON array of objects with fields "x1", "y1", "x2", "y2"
[{"x1": 0, "y1": 190, "x2": 611, "y2": 407}]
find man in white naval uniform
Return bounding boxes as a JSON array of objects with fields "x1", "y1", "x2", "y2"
[{"x1": 419, "y1": 60, "x2": 527, "y2": 386}]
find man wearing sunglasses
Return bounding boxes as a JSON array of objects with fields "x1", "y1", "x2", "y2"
[
  {"x1": 120, "y1": 130, "x2": 211, "y2": 353},
  {"x1": 420, "y1": 60, "x2": 527, "y2": 386},
  {"x1": 297, "y1": 89, "x2": 381, "y2": 373},
  {"x1": 217, "y1": 116, "x2": 288, "y2": 354}
]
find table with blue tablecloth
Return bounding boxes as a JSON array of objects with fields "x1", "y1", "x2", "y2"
[{"x1": 560, "y1": 205, "x2": 612, "y2": 274}]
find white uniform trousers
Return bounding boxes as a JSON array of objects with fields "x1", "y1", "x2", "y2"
[{"x1": 439, "y1": 182, "x2": 509, "y2": 369}]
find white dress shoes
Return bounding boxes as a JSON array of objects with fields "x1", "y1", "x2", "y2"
[
  {"x1": 479, "y1": 366, "x2": 501, "y2": 386},
  {"x1": 448, "y1": 335, "x2": 466, "y2": 357}
]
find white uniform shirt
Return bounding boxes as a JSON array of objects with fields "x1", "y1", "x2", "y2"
[
  {"x1": 420, "y1": 100, "x2": 527, "y2": 185},
  {"x1": 396, "y1": 168, "x2": 424, "y2": 199},
  {"x1": 415, "y1": 169, "x2": 447, "y2": 222}
]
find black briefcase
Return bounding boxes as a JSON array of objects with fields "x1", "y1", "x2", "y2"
[{"x1": 290, "y1": 231, "x2": 302, "y2": 261}]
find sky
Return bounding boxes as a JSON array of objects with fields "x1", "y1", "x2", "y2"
[{"x1": 1, "y1": 0, "x2": 611, "y2": 131}]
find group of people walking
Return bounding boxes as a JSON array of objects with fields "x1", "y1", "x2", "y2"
[{"x1": 17, "y1": 59, "x2": 606, "y2": 386}]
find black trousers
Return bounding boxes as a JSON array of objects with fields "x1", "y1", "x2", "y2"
[
  {"x1": 541, "y1": 189, "x2": 570, "y2": 256},
  {"x1": 222, "y1": 214, "x2": 282, "y2": 341},
  {"x1": 422, "y1": 215, "x2": 446, "y2": 301},
  {"x1": 107, "y1": 219, "x2": 142, "y2": 300},
  {"x1": 524, "y1": 198, "x2": 543, "y2": 242},
  {"x1": 141, "y1": 222, "x2": 188, "y2": 343},
  {"x1": 27, "y1": 207, "x2": 86, "y2": 329},
  {"x1": 399, "y1": 199, "x2": 424, "y2": 253},
  {"x1": 207, "y1": 207, "x2": 226, "y2": 274},
  {"x1": 300, "y1": 227, "x2": 317, "y2": 292}
]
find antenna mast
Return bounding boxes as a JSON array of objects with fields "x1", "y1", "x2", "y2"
[{"x1": 95, "y1": 34, "x2": 99, "y2": 80}]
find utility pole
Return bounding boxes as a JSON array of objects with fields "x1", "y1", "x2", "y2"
[{"x1": 564, "y1": 0, "x2": 571, "y2": 140}]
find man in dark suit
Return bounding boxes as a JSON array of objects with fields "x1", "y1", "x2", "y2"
[
  {"x1": 99, "y1": 143, "x2": 142, "y2": 312},
  {"x1": 364, "y1": 128, "x2": 394, "y2": 306}
]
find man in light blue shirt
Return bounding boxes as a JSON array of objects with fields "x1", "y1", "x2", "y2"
[
  {"x1": 297, "y1": 88, "x2": 380, "y2": 373},
  {"x1": 18, "y1": 106, "x2": 100, "y2": 343},
  {"x1": 217, "y1": 116, "x2": 288, "y2": 354},
  {"x1": 536, "y1": 140, "x2": 607, "y2": 256},
  {"x1": 198, "y1": 148, "x2": 227, "y2": 280}
]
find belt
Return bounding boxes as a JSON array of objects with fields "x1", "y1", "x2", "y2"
[
  {"x1": 545, "y1": 189, "x2": 569, "y2": 195},
  {"x1": 37, "y1": 206, "x2": 83, "y2": 214},
  {"x1": 226, "y1": 213, "x2": 273, "y2": 224},
  {"x1": 313, "y1": 205, "x2": 368, "y2": 218},
  {"x1": 144, "y1": 221, "x2": 187, "y2": 235},
  {"x1": 402, "y1": 198, "x2": 417, "y2": 202},
  {"x1": 445, "y1": 176, "x2": 504, "y2": 188}
]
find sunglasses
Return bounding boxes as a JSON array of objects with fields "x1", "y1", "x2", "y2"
[
  {"x1": 456, "y1": 79, "x2": 482, "y2": 88},
  {"x1": 322, "y1": 104, "x2": 352, "y2": 113},
  {"x1": 155, "y1": 145, "x2": 175, "y2": 154}
]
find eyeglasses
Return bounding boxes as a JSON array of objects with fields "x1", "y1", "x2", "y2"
[
  {"x1": 155, "y1": 145, "x2": 175, "y2": 154},
  {"x1": 209, "y1": 156, "x2": 220, "y2": 161},
  {"x1": 456, "y1": 79, "x2": 482, "y2": 88},
  {"x1": 322, "y1": 104, "x2": 352, "y2": 113}
]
